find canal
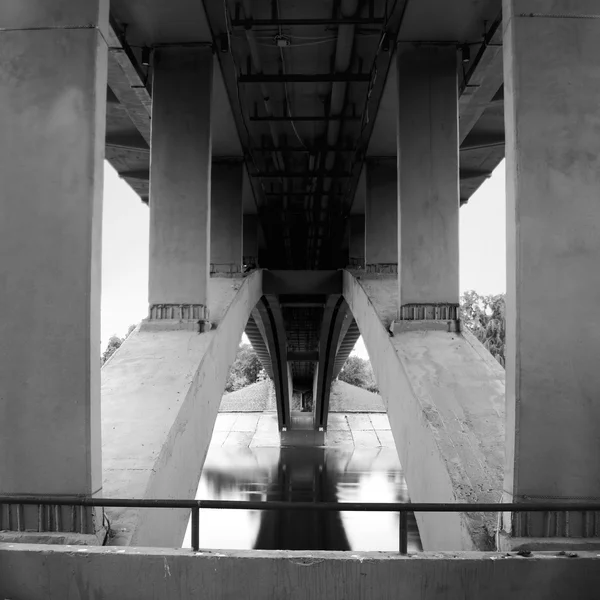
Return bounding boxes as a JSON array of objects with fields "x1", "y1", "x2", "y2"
[{"x1": 183, "y1": 412, "x2": 422, "y2": 552}]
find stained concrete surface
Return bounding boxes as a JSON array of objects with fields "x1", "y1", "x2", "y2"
[
  {"x1": 343, "y1": 271, "x2": 505, "y2": 551},
  {"x1": 101, "y1": 273, "x2": 262, "y2": 547},
  {"x1": 2, "y1": 544, "x2": 599, "y2": 600}
]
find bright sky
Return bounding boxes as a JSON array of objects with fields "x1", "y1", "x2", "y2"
[{"x1": 100, "y1": 160, "x2": 506, "y2": 354}]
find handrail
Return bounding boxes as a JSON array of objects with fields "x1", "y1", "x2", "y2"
[{"x1": 2, "y1": 496, "x2": 600, "y2": 554}]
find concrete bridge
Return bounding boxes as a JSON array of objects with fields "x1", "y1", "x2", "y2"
[{"x1": 2, "y1": 0, "x2": 600, "y2": 595}]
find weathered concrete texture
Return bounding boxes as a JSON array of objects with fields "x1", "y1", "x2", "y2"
[
  {"x1": 396, "y1": 46, "x2": 459, "y2": 306},
  {"x1": 343, "y1": 272, "x2": 505, "y2": 551},
  {"x1": 0, "y1": 0, "x2": 108, "y2": 532},
  {"x1": 101, "y1": 272, "x2": 263, "y2": 547},
  {"x1": 148, "y1": 47, "x2": 213, "y2": 306},
  {"x1": 502, "y1": 1, "x2": 600, "y2": 538},
  {"x1": 211, "y1": 161, "x2": 243, "y2": 273},
  {"x1": 365, "y1": 159, "x2": 397, "y2": 270},
  {"x1": 2, "y1": 544, "x2": 600, "y2": 600}
]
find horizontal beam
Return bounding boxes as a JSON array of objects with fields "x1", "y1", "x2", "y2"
[
  {"x1": 252, "y1": 171, "x2": 350, "y2": 178},
  {"x1": 264, "y1": 192, "x2": 344, "y2": 198},
  {"x1": 287, "y1": 351, "x2": 319, "y2": 362},
  {"x1": 263, "y1": 270, "x2": 342, "y2": 295},
  {"x1": 254, "y1": 146, "x2": 355, "y2": 153},
  {"x1": 231, "y1": 17, "x2": 385, "y2": 27},
  {"x1": 460, "y1": 168, "x2": 491, "y2": 180},
  {"x1": 120, "y1": 169, "x2": 150, "y2": 180},
  {"x1": 239, "y1": 73, "x2": 371, "y2": 84},
  {"x1": 460, "y1": 133, "x2": 505, "y2": 151},
  {"x1": 249, "y1": 115, "x2": 361, "y2": 122}
]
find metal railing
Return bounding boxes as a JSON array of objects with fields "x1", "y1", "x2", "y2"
[{"x1": 2, "y1": 497, "x2": 600, "y2": 554}]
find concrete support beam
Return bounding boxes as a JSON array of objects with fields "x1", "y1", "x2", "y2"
[
  {"x1": 365, "y1": 160, "x2": 397, "y2": 274},
  {"x1": 243, "y1": 214, "x2": 259, "y2": 269},
  {"x1": 348, "y1": 215, "x2": 365, "y2": 269},
  {"x1": 0, "y1": 0, "x2": 108, "y2": 539},
  {"x1": 148, "y1": 47, "x2": 213, "y2": 323},
  {"x1": 501, "y1": 2, "x2": 600, "y2": 548},
  {"x1": 397, "y1": 47, "x2": 459, "y2": 316},
  {"x1": 211, "y1": 162, "x2": 243, "y2": 275}
]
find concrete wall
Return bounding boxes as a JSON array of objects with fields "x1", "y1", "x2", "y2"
[
  {"x1": 1, "y1": 544, "x2": 599, "y2": 600},
  {"x1": 343, "y1": 271, "x2": 505, "y2": 551},
  {"x1": 101, "y1": 271, "x2": 263, "y2": 547}
]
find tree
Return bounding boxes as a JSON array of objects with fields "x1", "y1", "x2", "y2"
[
  {"x1": 460, "y1": 291, "x2": 506, "y2": 367},
  {"x1": 225, "y1": 343, "x2": 263, "y2": 392},
  {"x1": 337, "y1": 355, "x2": 379, "y2": 393},
  {"x1": 101, "y1": 324, "x2": 136, "y2": 365}
]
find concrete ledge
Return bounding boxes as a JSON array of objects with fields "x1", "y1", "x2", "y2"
[
  {"x1": 497, "y1": 533, "x2": 600, "y2": 553},
  {"x1": 1, "y1": 544, "x2": 600, "y2": 600}
]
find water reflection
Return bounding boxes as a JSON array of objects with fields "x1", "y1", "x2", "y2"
[{"x1": 183, "y1": 445, "x2": 422, "y2": 552}]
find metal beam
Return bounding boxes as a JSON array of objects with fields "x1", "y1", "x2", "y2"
[
  {"x1": 460, "y1": 133, "x2": 505, "y2": 151},
  {"x1": 120, "y1": 169, "x2": 150, "y2": 181},
  {"x1": 264, "y1": 192, "x2": 344, "y2": 198},
  {"x1": 231, "y1": 17, "x2": 385, "y2": 27},
  {"x1": 460, "y1": 168, "x2": 491, "y2": 180},
  {"x1": 287, "y1": 351, "x2": 319, "y2": 362},
  {"x1": 249, "y1": 115, "x2": 361, "y2": 122},
  {"x1": 252, "y1": 171, "x2": 350, "y2": 178},
  {"x1": 239, "y1": 73, "x2": 371, "y2": 84}
]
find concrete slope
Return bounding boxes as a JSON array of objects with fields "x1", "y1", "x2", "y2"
[
  {"x1": 101, "y1": 271, "x2": 263, "y2": 547},
  {"x1": 329, "y1": 380, "x2": 386, "y2": 413},
  {"x1": 343, "y1": 271, "x2": 505, "y2": 551}
]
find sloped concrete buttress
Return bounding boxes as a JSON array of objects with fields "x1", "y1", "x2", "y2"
[
  {"x1": 148, "y1": 47, "x2": 213, "y2": 308},
  {"x1": 343, "y1": 272, "x2": 505, "y2": 550},
  {"x1": 0, "y1": 0, "x2": 109, "y2": 535},
  {"x1": 501, "y1": 1, "x2": 600, "y2": 544},
  {"x1": 101, "y1": 271, "x2": 263, "y2": 547},
  {"x1": 396, "y1": 47, "x2": 459, "y2": 306}
]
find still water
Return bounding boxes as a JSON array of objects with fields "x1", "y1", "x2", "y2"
[{"x1": 183, "y1": 444, "x2": 422, "y2": 552}]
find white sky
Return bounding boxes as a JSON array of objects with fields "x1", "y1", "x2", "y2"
[{"x1": 100, "y1": 160, "x2": 506, "y2": 355}]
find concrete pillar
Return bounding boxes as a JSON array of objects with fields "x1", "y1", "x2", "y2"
[
  {"x1": 349, "y1": 215, "x2": 365, "y2": 269},
  {"x1": 396, "y1": 47, "x2": 459, "y2": 319},
  {"x1": 365, "y1": 159, "x2": 397, "y2": 274},
  {"x1": 0, "y1": 0, "x2": 108, "y2": 537},
  {"x1": 148, "y1": 47, "x2": 213, "y2": 323},
  {"x1": 501, "y1": 2, "x2": 600, "y2": 546},
  {"x1": 243, "y1": 215, "x2": 259, "y2": 270},
  {"x1": 211, "y1": 161, "x2": 243, "y2": 275}
]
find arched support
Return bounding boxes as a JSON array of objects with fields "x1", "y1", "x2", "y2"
[
  {"x1": 254, "y1": 295, "x2": 291, "y2": 430},
  {"x1": 313, "y1": 295, "x2": 353, "y2": 430}
]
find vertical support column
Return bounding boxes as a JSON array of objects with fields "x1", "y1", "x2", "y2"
[
  {"x1": 211, "y1": 161, "x2": 243, "y2": 275},
  {"x1": 348, "y1": 215, "x2": 365, "y2": 269},
  {"x1": 501, "y1": 3, "x2": 600, "y2": 547},
  {"x1": 148, "y1": 47, "x2": 213, "y2": 326},
  {"x1": 365, "y1": 159, "x2": 398, "y2": 274},
  {"x1": 0, "y1": 0, "x2": 108, "y2": 538},
  {"x1": 243, "y1": 214, "x2": 259, "y2": 270},
  {"x1": 396, "y1": 47, "x2": 459, "y2": 323}
]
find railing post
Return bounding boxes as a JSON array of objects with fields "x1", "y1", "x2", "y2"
[
  {"x1": 191, "y1": 507, "x2": 200, "y2": 551},
  {"x1": 399, "y1": 510, "x2": 408, "y2": 555}
]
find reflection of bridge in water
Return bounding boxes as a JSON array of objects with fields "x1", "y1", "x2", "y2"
[{"x1": 194, "y1": 445, "x2": 422, "y2": 552}]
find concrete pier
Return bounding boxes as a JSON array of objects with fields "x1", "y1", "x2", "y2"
[
  {"x1": 243, "y1": 215, "x2": 259, "y2": 269},
  {"x1": 148, "y1": 47, "x2": 213, "y2": 316},
  {"x1": 365, "y1": 159, "x2": 397, "y2": 274},
  {"x1": 0, "y1": 0, "x2": 108, "y2": 536},
  {"x1": 211, "y1": 161, "x2": 243, "y2": 275},
  {"x1": 348, "y1": 215, "x2": 365, "y2": 269},
  {"x1": 501, "y1": 2, "x2": 600, "y2": 545},
  {"x1": 396, "y1": 47, "x2": 459, "y2": 310}
]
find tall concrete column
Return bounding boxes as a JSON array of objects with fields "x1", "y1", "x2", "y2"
[
  {"x1": 349, "y1": 215, "x2": 365, "y2": 269},
  {"x1": 396, "y1": 47, "x2": 459, "y2": 320},
  {"x1": 501, "y1": 2, "x2": 600, "y2": 546},
  {"x1": 0, "y1": 0, "x2": 108, "y2": 537},
  {"x1": 365, "y1": 159, "x2": 397, "y2": 274},
  {"x1": 211, "y1": 161, "x2": 243, "y2": 275},
  {"x1": 243, "y1": 214, "x2": 259, "y2": 269},
  {"x1": 148, "y1": 47, "x2": 213, "y2": 324}
]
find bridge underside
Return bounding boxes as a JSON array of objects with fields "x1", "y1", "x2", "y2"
[{"x1": 3, "y1": 0, "x2": 600, "y2": 561}]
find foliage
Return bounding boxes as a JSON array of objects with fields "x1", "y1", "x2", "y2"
[
  {"x1": 337, "y1": 355, "x2": 379, "y2": 393},
  {"x1": 101, "y1": 324, "x2": 136, "y2": 365},
  {"x1": 225, "y1": 343, "x2": 263, "y2": 392},
  {"x1": 460, "y1": 290, "x2": 506, "y2": 367}
]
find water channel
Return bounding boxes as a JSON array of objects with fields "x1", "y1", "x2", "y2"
[{"x1": 183, "y1": 426, "x2": 422, "y2": 552}]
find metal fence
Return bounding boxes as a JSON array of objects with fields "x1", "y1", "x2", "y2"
[{"x1": 2, "y1": 497, "x2": 600, "y2": 554}]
